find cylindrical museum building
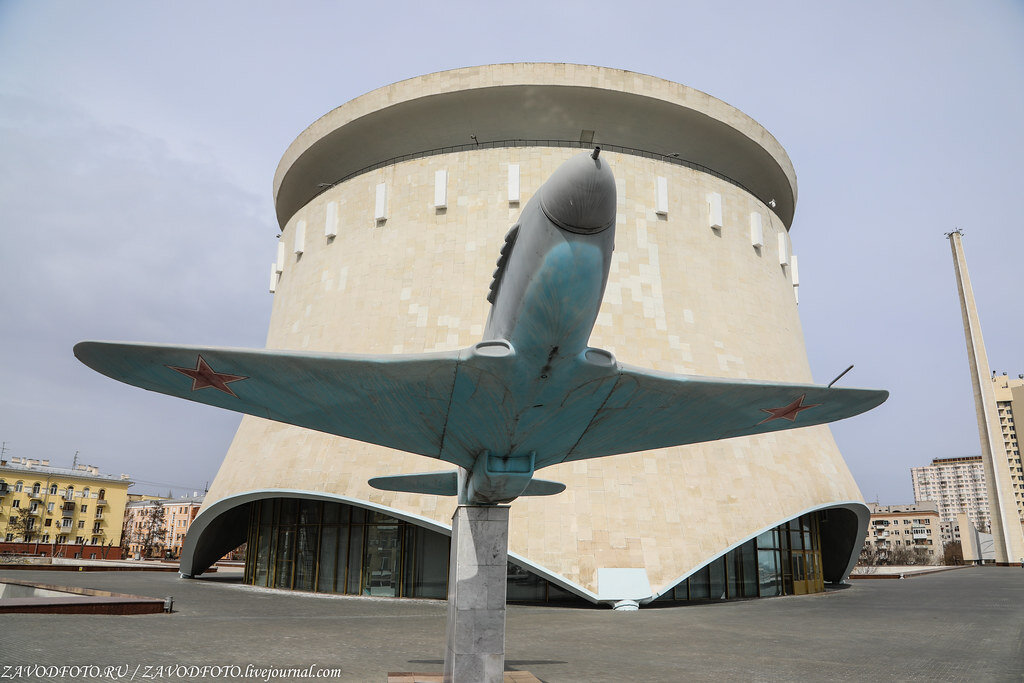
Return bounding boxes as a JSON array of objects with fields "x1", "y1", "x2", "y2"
[{"x1": 180, "y1": 63, "x2": 869, "y2": 605}]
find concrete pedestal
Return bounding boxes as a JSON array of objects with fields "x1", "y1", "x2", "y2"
[{"x1": 443, "y1": 505, "x2": 509, "y2": 683}]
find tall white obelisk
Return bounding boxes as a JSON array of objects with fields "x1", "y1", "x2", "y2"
[{"x1": 949, "y1": 230, "x2": 1024, "y2": 564}]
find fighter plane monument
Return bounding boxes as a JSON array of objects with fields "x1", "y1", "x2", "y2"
[{"x1": 76, "y1": 146, "x2": 886, "y2": 681}]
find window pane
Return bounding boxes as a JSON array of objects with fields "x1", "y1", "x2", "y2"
[
  {"x1": 756, "y1": 529, "x2": 777, "y2": 548},
  {"x1": 757, "y1": 549, "x2": 781, "y2": 597},
  {"x1": 278, "y1": 499, "x2": 298, "y2": 525},
  {"x1": 726, "y1": 550, "x2": 739, "y2": 599},
  {"x1": 259, "y1": 498, "x2": 273, "y2": 524},
  {"x1": 507, "y1": 562, "x2": 546, "y2": 602},
  {"x1": 413, "y1": 527, "x2": 448, "y2": 599},
  {"x1": 362, "y1": 525, "x2": 399, "y2": 596},
  {"x1": 322, "y1": 501, "x2": 341, "y2": 525},
  {"x1": 741, "y1": 540, "x2": 759, "y2": 598},
  {"x1": 346, "y1": 525, "x2": 363, "y2": 594},
  {"x1": 688, "y1": 566, "x2": 710, "y2": 600},
  {"x1": 254, "y1": 526, "x2": 271, "y2": 587},
  {"x1": 294, "y1": 525, "x2": 318, "y2": 591},
  {"x1": 350, "y1": 507, "x2": 366, "y2": 524},
  {"x1": 274, "y1": 526, "x2": 295, "y2": 589},
  {"x1": 708, "y1": 558, "x2": 726, "y2": 600},
  {"x1": 299, "y1": 500, "x2": 321, "y2": 525},
  {"x1": 317, "y1": 526, "x2": 338, "y2": 593}
]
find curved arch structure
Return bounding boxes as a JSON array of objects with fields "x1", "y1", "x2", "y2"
[{"x1": 186, "y1": 64, "x2": 871, "y2": 604}]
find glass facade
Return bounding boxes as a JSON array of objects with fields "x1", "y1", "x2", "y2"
[
  {"x1": 245, "y1": 498, "x2": 826, "y2": 604},
  {"x1": 655, "y1": 511, "x2": 825, "y2": 602}
]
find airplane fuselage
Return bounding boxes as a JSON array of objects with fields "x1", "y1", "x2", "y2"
[{"x1": 445, "y1": 151, "x2": 620, "y2": 502}]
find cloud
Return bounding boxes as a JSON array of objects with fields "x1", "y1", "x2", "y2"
[{"x1": 0, "y1": 91, "x2": 273, "y2": 493}]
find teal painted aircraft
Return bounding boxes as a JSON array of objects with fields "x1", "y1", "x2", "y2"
[{"x1": 75, "y1": 150, "x2": 887, "y2": 505}]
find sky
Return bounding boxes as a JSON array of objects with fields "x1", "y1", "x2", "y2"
[{"x1": 0, "y1": 1, "x2": 1021, "y2": 502}]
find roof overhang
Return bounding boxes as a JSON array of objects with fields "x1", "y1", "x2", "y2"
[{"x1": 274, "y1": 63, "x2": 798, "y2": 230}]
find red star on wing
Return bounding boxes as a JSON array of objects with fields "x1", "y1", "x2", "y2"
[
  {"x1": 757, "y1": 394, "x2": 821, "y2": 425},
  {"x1": 167, "y1": 355, "x2": 248, "y2": 397}
]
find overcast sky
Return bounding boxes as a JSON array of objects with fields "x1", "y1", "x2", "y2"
[{"x1": 0, "y1": 1, "x2": 1021, "y2": 502}]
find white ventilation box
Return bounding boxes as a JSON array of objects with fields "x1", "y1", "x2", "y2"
[
  {"x1": 276, "y1": 243, "x2": 285, "y2": 272},
  {"x1": 791, "y1": 254, "x2": 800, "y2": 286},
  {"x1": 293, "y1": 219, "x2": 305, "y2": 255},
  {"x1": 707, "y1": 192, "x2": 723, "y2": 230},
  {"x1": 374, "y1": 182, "x2": 388, "y2": 220},
  {"x1": 655, "y1": 176, "x2": 669, "y2": 215},
  {"x1": 325, "y1": 201, "x2": 338, "y2": 237},
  {"x1": 434, "y1": 169, "x2": 448, "y2": 208},
  {"x1": 750, "y1": 212, "x2": 764, "y2": 248},
  {"x1": 269, "y1": 264, "x2": 278, "y2": 294},
  {"x1": 778, "y1": 233, "x2": 790, "y2": 266},
  {"x1": 508, "y1": 164, "x2": 520, "y2": 203}
]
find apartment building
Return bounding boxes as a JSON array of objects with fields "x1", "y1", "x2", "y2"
[
  {"x1": 912, "y1": 456, "x2": 991, "y2": 532},
  {"x1": 123, "y1": 494, "x2": 203, "y2": 559},
  {"x1": 864, "y1": 502, "x2": 941, "y2": 561},
  {"x1": 0, "y1": 457, "x2": 132, "y2": 558}
]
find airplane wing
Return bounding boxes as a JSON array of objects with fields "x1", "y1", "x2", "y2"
[
  {"x1": 560, "y1": 363, "x2": 888, "y2": 464},
  {"x1": 73, "y1": 341, "x2": 465, "y2": 465}
]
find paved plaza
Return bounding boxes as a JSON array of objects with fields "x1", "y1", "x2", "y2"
[{"x1": 1, "y1": 566, "x2": 1021, "y2": 682}]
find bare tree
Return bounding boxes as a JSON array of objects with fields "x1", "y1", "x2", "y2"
[
  {"x1": 5, "y1": 508, "x2": 37, "y2": 544},
  {"x1": 126, "y1": 505, "x2": 166, "y2": 559},
  {"x1": 943, "y1": 541, "x2": 963, "y2": 566}
]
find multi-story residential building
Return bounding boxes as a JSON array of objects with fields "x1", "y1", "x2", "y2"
[
  {"x1": 864, "y1": 502, "x2": 941, "y2": 562},
  {"x1": 992, "y1": 375, "x2": 1024, "y2": 531},
  {"x1": 123, "y1": 494, "x2": 203, "y2": 559},
  {"x1": 911, "y1": 456, "x2": 990, "y2": 533},
  {"x1": 0, "y1": 457, "x2": 132, "y2": 559}
]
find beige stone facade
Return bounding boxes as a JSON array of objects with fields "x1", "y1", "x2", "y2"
[{"x1": 198, "y1": 64, "x2": 869, "y2": 599}]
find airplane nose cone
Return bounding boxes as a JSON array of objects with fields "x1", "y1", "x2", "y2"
[{"x1": 539, "y1": 150, "x2": 616, "y2": 233}]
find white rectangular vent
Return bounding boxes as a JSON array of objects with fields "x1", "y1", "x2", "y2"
[
  {"x1": 778, "y1": 232, "x2": 790, "y2": 266},
  {"x1": 434, "y1": 169, "x2": 448, "y2": 208},
  {"x1": 508, "y1": 164, "x2": 520, "y2": 203},
  {"x1": 293, "y1": 219, "x2": 305, "y2": 255},
  {"x1": 325, "y1": 201, "x2": 338, "y2": 237},
  {"x1": 276, "y1": 243, "x2": 285, "y2": 272},
  {"x1": 655, "y1": 176, "x2": 669, "y2": 215},
  {"x1": 791, "y1": 254, "x2": 800, "y2": 286},
  {"x1": 374, "y1": 182, "x2": 388, "y2": 220},
  {"x1": 269, "y1": 264, "x2": 278, "y2": 294},
  {"x1": 750, "y1": 212, "x2": 764, "y2": 248},
  {"x1": 707, "y1": 192, "x2": 723, "y2": 229}
]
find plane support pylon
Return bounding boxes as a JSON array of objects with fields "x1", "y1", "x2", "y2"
[{"x1": 443, "y1": 505, "x2": 509, "y2": 683}]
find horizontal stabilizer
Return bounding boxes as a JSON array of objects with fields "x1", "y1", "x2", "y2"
[
  {"x1": 368, "y1": 471, "x2": 565, "y2": 498},
  {"x1": 523, "y1": 478, "x2": 566, "y2": 496},
  {"x1": 368, "y1": 472, "x2": 458, "y2": 496}
]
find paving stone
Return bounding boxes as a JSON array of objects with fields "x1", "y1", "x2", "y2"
[{"x1": 0, "y1": 567, "x2": 1021, "y2": 681}]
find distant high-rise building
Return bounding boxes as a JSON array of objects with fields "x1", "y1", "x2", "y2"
[
  {"x1": 948, "y1": 231, "x2": 1024, "y2": 563},
  {"x1": 991, "y1": 375, "x2": 1024, "y2": 524},
  {"x1": 911, "y1": 456, "x2": 990, "y2": 532}
]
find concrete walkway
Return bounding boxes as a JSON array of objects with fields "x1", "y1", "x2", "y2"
[{"x1": 1, "y1": 567, "x2": 1021, "y2": 681}]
